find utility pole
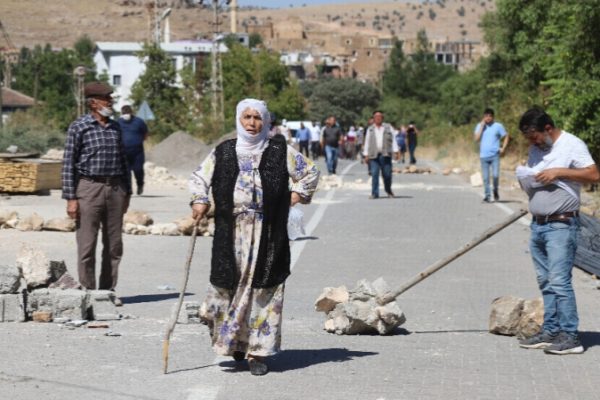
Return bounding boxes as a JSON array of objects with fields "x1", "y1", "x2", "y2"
[
  {"x1": 73, "y1": 66, "x2": 86, "y2": 117},
  {"x1": 209, "y1": 0, "x2": 226, "y2": 126}
]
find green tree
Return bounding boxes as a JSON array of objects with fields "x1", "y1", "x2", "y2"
[
  {"x1": 249, "y1": 33, "x2": 263, "y2": 48},
  {"x1": 130, "y1": 43, "x2": 185, "y2": 139}
]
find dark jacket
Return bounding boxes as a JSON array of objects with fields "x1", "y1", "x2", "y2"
[{"x1": 210, "y1": 135, "x2": 291, "y2": 289}]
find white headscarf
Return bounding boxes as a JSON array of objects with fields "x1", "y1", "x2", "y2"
[{"x1": 235, "y1": 98, "x2": 271, "y2": 155}]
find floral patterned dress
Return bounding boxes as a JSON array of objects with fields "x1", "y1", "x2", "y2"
[{"x1": 189, "y1": 143, "x2": 319, "y2": 357}]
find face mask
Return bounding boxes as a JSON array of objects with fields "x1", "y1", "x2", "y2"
[
  {"x1": 98, "y1": 106, "x2": 114, "y2": 118},
  {"x1": 122, "y1": 114, "x2": 132, "y2": 121}
]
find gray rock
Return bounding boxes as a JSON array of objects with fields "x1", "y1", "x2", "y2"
[
  {"x1": 489, "y1": 296, "x2": 524, "y2": 336},
  {"x1": 349, "y1": 279, "x2": 376, "y2": 301},
  {"x1": 0, "y1": 293, "x2": 26, "y2": 322},
  {"x1": 87, "y1": 290, "x2": 120, "y2": 321},
  {"x1": 16, "y1": 245, "x2": 51, "y2": 289},
  {"x1": 28, "y1": 288, "x2": 87, "y2": 320},
  {"x1": 371, "y1": 277, "x2": 391, "y2": 298},
  {"x1": 43, "y1": 217, "x2": 76, "y2": 232},
  {"x1": 0, "y1": 265, "x2": 22, "y2": 294},
  {"x1": 48, "y1": 271, "x2": 81, "y2": 290}
]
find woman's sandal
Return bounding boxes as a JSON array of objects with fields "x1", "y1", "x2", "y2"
[
  {"x1": 248, "y1": 358, "x2": 268, "y2": 376},
  {"x1": 232, "y1": 351, "x2": 245, "y2": 362}
]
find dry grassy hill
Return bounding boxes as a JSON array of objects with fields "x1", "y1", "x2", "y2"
[{"x1": 0, "y1": 0, "x2": 494, "y2": 49}]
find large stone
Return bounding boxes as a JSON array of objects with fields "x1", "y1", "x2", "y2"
[
  {"x1": 470, "y1": 172, "x2": 483, "y2": 187},
  {"x1": 123, "y1": 210, "x2": 153, "y2": 226},
  {"x1": 87, "y1": 290, "x2": 120, "y2": 321},
  {"x1": 517, "y1": 298, "x2": 543, "y2": 338},
  {"x1": 149, "y1": 223, "x2": 180, "y2": 236},
  {"x1": 0, "y1": 265, "x2": 22, "y2": 294},
  {"x1": 28, "y1": 288, "x2": 87, "y2": 320},
  {"x1": 174, "y1": 216, "x2": 196, "y2": 236},
  {"x1": 43, "y1": 217, "x2": 76, "y2": 232},
  {"x1": 489, "y1": 296, "x2": 524, "y2": 336},
  {"x1": 315, "y1": 286, "x2": 349, "y2": 313},
  {"x1": 0, "y1": 209, "x2": 18, "y2": 228},
  {"x1": 123, "y1": 223, "x2": 150, "y2": 235},
  {"x1": 16, "y1": 245, "x2": 51, "y2": 288},
  {"x1": 15, "y1": 213, "x2": 44, "y2": 231},
  {"x1": 349, "y1": 279, "x2": 376, "y2": 301},
  {"x1": 0, "y1": 293, "x2": 26, "y2": 322}
]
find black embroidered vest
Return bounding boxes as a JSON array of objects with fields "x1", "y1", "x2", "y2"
[{"x1": 210, "y1": 135, "x2": 291, "y2": 289}]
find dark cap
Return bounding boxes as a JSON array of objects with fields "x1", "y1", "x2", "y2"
[{"x1": 84, "y1": 82, "x2": 113, "y2": 98}]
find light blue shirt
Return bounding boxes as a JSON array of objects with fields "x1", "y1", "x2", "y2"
[
  {"x1": 474, "y1": 121, "x2": 507, "y2": 158},
  {"x1": 296, "y1": 127, "x2": 310, "y2": 142}
]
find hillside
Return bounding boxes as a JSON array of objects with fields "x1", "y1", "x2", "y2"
[{"x1": 0, "y1": 0, "x2": 494, "y2": 49}]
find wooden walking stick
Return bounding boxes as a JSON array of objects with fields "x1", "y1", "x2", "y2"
[
  {"x1": 162, "y1": 217, "x2": 201, "y2": 374},
  {"x1": 377, "y1": 209, "x2": 528, "y2": 305}
]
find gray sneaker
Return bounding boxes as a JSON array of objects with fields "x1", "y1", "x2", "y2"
[
  {"x1": 544, "y1": 332, "x2": 584, "y2": 355},
  {"x1": 519, "y1": 331, "x2": 558, "y2": 349}
]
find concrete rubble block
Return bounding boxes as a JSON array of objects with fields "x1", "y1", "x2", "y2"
[
  {"x1": 314, "y1": 286, "x2": 349, "y2": 313},
  {"x1": 28, "y1": 288, "x2": 87, "y2": 320},
  {"x1": 374, "y1": 301, "x2": 406, "y2": 334},
  {"x1": 517, "y1": 297, "x2": 543, "y2": 338},
  {"x1": 16, "y1": 245, "x2": 51, "y2": 289},
  {"x1": 371, "y1": 277, "x2": 391, "y2": 298},
  {"x1": 0, "y1": 293, "x2": 26, "y2": 322},
  {"x1": 49, "y1": 271, "x2": 81, "y2": 290},
  {"x1": 349, "y1": 279, "x2": 376, "y2": 301},
  {"x1": 0, "y1": 265, "x2": 22, "y2": 294},
  {"x1": 0, "y1": 209, "x2": 19, "y2": 228},
  {"x1": 470, "y1": 172, "x2": 483, "y2": 187},
  {"x1": 43, "y1": 217, "x2": 76, "y2": 232},
  {"x1": 489, "y1": 295, "x2": 524, "y2": 336},
  {"x1": 15, "y1": 212, "x2": 44, "y2": 231},
  {"x1": 123, "y1": 210, "x2": 154, "y2": 226},
  {"x1": 174, "y1": 301, "x2": 201, "y2": 324},
  {"x1": 87, "y1": 290, "x2": 120, "y2": 321},
  {"x1": 174, "y1": 216, "x2": 196, "y2": 236},
  {"x1": 123, "y1": 223, "x2": 150, "y2": 235}
]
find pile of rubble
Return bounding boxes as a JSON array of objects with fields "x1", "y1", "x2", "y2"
[
  {"x1": 0, "y1": 246, "x2": 120, "y2": 323},
  {"x1": 315, "y1": 278, "x2": 406, "y2": 335},
  {"x1": 392, "y1": 165, "x2": 434, "y2": 174},
  {"x1": 0, "y1": 209, "x2": 75, "y2": 232},
  {"x1": 488, "y1": 295, "x2": 543, "y2": 338},
  {"x1": 143, "y1": 162, "x2": 188, "y2": 188}
]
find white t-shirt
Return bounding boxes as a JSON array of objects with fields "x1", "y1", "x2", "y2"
[
  {"x1": 521, "y1": 131, "x2": 595, "y2": 215},
  {"x1": 310, "y1": 126, "x2": 321, "y2": 142}
]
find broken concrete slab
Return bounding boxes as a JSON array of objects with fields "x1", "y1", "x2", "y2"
[
  {"x1": 489, "y1": 296, "x2": 525, "y2": 336},
  {"x1": 28, "y1": 288, "x2": 87, "y2": 320},
  {"x1": 87, "y1": 290, "x2": 120, "y2": 321},
  {"x1": 16, "y1": 245, "x2": 51, "y2": 289},
  {"x1": 43, "y1": 217, "x2": 76, "y2": 232},
  {"x1": 0, "y1": 293, "x2": 26, "y2": 322},
  {"x1": 0, "y1": 265, "x2": 22, "y2": 294}
]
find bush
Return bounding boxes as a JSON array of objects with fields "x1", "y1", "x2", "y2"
[{"x1": 0, "y1": 110, "x2": 65, "y2": 153}]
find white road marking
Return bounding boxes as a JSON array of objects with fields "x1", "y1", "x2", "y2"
[{"x1": 290, "y1": 162, "x2": 358, "y2": 271}]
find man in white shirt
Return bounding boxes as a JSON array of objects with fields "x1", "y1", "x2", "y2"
[
  {"x1": 363, "y1": 111, "x2": 399, "y2": 199},
  {"x1": 310, "y1": 121, "x2": 321, "y2": 159},
  {"x1": 516, "y1": 107, "x2": 599, "y2": 355},
  {"x1": 280, "y1": 119, "x2": 291, "y2": 143}
]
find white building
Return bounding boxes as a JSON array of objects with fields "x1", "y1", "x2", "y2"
[{"x1": 93, "y1": 41, "x2": 227, "y2": 109}]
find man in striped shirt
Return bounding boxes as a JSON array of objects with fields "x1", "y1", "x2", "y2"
[{"x1": 61, "y1": 82, "x2": 131, "y2": 304}]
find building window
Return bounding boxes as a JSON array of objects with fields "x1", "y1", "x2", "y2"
[
  {"x1": 367, "y1": 51, "x2": 372, "y2": 57},
  {"x1": 445, "y1": 54, "x2": 453, "y2": 64},
  {"x1": 113, "y1": 75, "x2": 121, "y2": 86}
]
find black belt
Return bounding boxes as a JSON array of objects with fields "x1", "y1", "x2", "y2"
[
  {"x1": 80, "y1": 175, "x2": 122, "y2": 184},
  {"x1": 533, "y1": 211, "x2": 579, "y2": 225}
]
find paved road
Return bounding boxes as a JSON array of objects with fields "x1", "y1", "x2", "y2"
[{"x1": 1, "y1": 157, "x2": 599, "y2": 400}]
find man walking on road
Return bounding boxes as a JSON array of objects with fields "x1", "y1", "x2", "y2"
[
  {"x1": 321, "y1": 116, "x2": 342, "y2": 175},
  {"x1": 310, "y1": 121, "x2": 321, "y2": 159},
  {"x1": 118, "y1": 105, "x2": 149, "y2": 195},
  {"x1": 474, "y1": 108, "x2": 510, "y2": 202},
  {"x1": 61, "y1": 82, "x2": 131, "y2": 304},
  {"x1": 363, "y1": 111, "x2": 398, "y2": 199},
  {"x1": 517, "y1": 107, "x2": 599, "y2": 355}
]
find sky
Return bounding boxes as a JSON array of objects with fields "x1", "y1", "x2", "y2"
[{"x1": 237, "y1": 0, "x2": 400, "y2": 8}]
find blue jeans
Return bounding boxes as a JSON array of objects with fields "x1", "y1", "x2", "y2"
[
  {"x1": 408, "y1": 142, "x2": 417, "y2": 164},
  {"x1": 369, "y1": 155, "x2": 392, "y2": 197},
  {"x1": 480, "y1": 154, "x2": 499, "y2": 198},
  {"x1": 530, "y1": 217, "x2": 580, "y2": 335},
  {"x1": 325, "y1": 145, "x2": 339, "y2": 174},
  {"x1": 125, "y1": 145, "x2": 145, "y2": 188}
]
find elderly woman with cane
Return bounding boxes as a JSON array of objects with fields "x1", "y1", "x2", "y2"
[{"x1": 189, "y1": 99, "x2": 320, "y2": 375}]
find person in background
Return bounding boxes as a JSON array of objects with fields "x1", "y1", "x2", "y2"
[
  {"x1": 118, "y1": 105, "x2": 149, "y2": 195},
  {"x1": 345, "y1": 126, "x2": 357, "y2": 160},
  {"x1": 280, "y1": 119, "x2": 291, "y2": 144},
  {"x1": 189, "y1": 98, "x2": 319, "y2": 375},
  {"x1": 406, "y1": 122, "x2": 419, "y2": 165},
  {"x1": 395, "y1": 125, "x2": 408, "y2": 163},
  {"x1": 296, "y1": 122, "x2": 311, "y2": 157},
  {"x1": 356, "y1": 124, "x2": 365, "y2": 164},
  {"x1": 321, "y1": 116, "x2": 343, "y2": 175},
  {"x1": 363, "y1": 111, "x2": 398, "y2": 199},
  {"x1": 61, "y1": 82, "x2": 131, "y2": 306},
  {"x1": 474, "y1": 108, "x2": 510, "y2": 202},
  {"x1": 516, "y1": 107, "x2": 599, "y2": 355},
  {"x1": 310, "y1": 121, "x2": 321, "y2": 160}
]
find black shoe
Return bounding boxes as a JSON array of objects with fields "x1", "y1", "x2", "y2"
[
  {"x1": 248, "y1": 359, "x2": 268, "y2": 376},
  {"x1": 137, "y1": 184, "x2": 144, "y2": 195},
  {"x1": 232, "y1": 351, "x2": 245, "y2": 362},
  {"x1": 493, "y1": 190, "x2": 499, "y2": 201},
  {"x1": 519, "y1": 330, "x2": 558, "y2": 349},
  {"x1": 544, "y1": 332, "x2": 584, "y2": 355},
  {"x1": 483, "y1": 197, "x2": 493, "y2": 203},
  {"x1": 386, "y1": 191, "x2": 395, "y2": 198}
]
